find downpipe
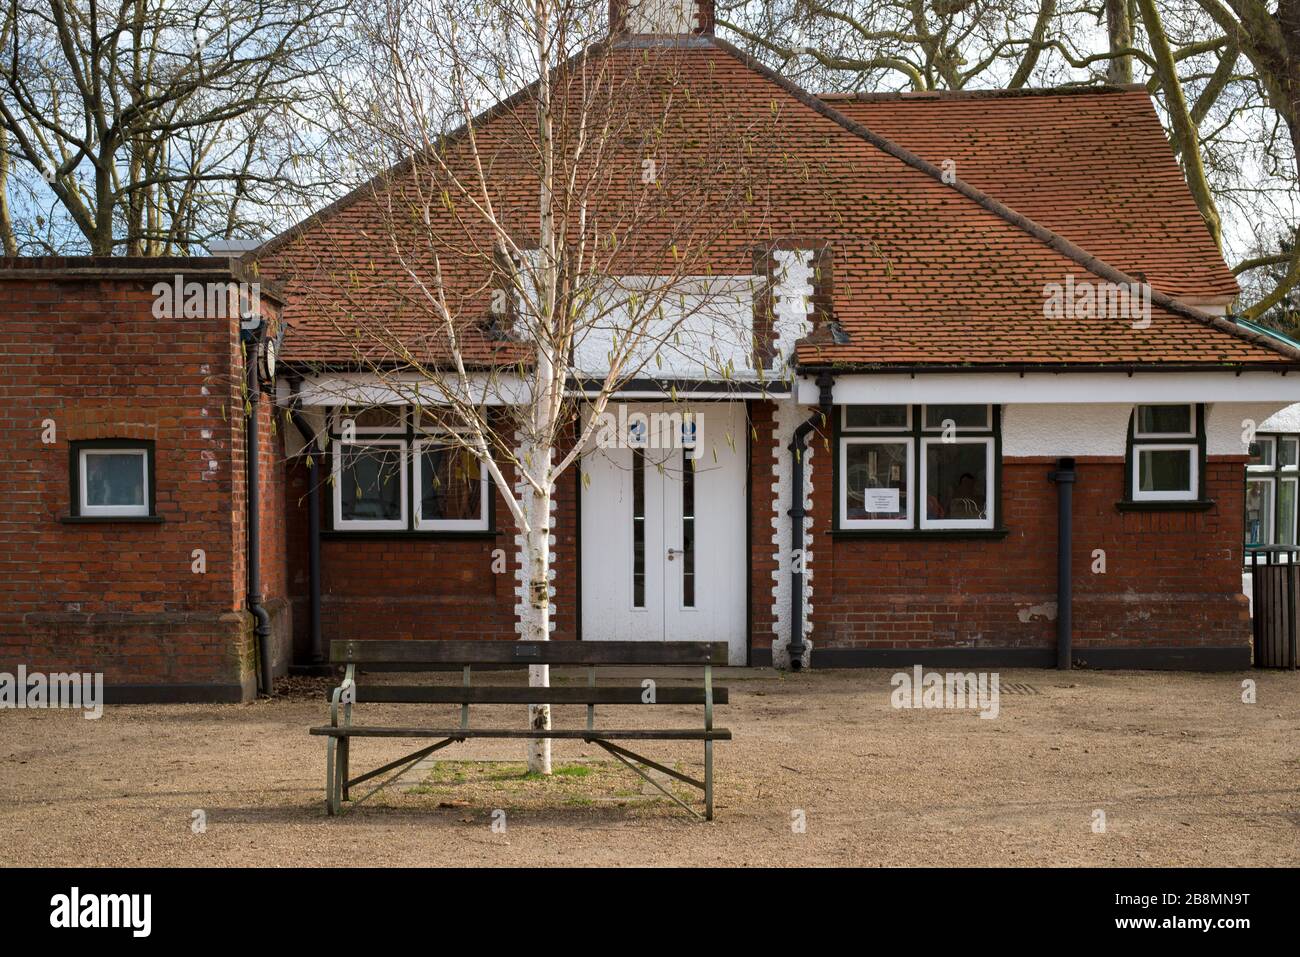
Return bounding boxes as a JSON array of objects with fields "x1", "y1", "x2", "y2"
[
  {"x1": 243, "y1": 323, "x2": 273, "y2": 696},
  {"x1": 786, "y1": 371, "x2": 835, "y2": 671},
  {"x1": 1048, "y1": 457, "x2": 1076, "y2": 670}
]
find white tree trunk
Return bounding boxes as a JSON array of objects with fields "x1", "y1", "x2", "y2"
[{"x1": 523, "y1": 481, "x2": 552, "y2": 774}]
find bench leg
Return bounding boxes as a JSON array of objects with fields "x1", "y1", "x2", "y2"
[
  {"x1": 339, "y1": 737, "x2": 350, "y2": 802},
  {"x1": 704, "y1": 739, "x2": 714, "y2": 822},
  {"x1": 325, "y1": 737, "x2": 343, "y2": 816}
]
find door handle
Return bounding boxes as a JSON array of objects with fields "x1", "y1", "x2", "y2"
[{"x1": 666, "y1": 548, "x2": 684, "y2": 561}]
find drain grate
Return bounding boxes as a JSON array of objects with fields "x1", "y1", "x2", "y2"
[{"x1": 998, "y1": 682, "x2": 1039, "y2": 695}]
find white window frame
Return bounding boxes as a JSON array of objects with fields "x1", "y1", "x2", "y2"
[
  {"x1": 78, "y1": 447, "x2": 149, "y2": 517},
  {"x1": 413, "y1": 438, "x2": 490, "y2": 531},
  {"x1": 921, "y1": 404, "x2": 993, "y2": 433},
  {"x1": 1246, "y1": 476, "x2": 1276, "y2": 547},
  {"x1": 332, "y1": 439, "x2": 408, "y2": 531},
  {"x1": 919, "y1": 436, "x2": 995, "y2": 530},
  {"x1": 1131, "y1": 443, "x2": 1199, "y2": 502},
  {"x1": 1280, "y1": 437, "x2": 1299, "y2": 470},
  {"x1": 330, "y1": 405, "x2": 406, "y2": 437},
  {"x1": 1248, "y1": 435, "x2": 1277, "y2": 470},
  {"x1": 839, "y1": 436, "x2": 914, "y2": 530},
  {"x1": 1243, "y1": 433, "x2": 1300, "y2": 552},
  {"x1": 1133, "y1": 403, "x2": 1195, "y2": 440},
  {"x1": 841, "y1": 404, "x2": 911, "y2": 433},
  {"x1": 1280, "y1": 476, "x2": 1299, "y2": 547}
]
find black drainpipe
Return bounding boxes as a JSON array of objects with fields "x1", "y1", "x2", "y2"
[
  {"x1": 1048, "y1": 457, "x2": 1076, "y2": 670},
  {"x1": 242, "y1": 324, "x2": 273, "y2": 696},
  {"x1": 787, "y1": 370, "x2": 835, "y2": 671},
  {"x1": 288, "y1": 393, "x2": 323, "y2": 666}
]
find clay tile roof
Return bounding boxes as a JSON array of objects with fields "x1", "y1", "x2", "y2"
[
  {"x1": 820, "y1": 85, "x2": 1239, "y2": 305},
  {"x1": 256, "y1": 34, "x2": 1297, "y2": 370}
]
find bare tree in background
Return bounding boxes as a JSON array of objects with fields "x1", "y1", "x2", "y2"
[
  {"x1": 270, "y1": 0, "x2": 786, "y2": 772},
  {"x1": 0, "y1": 0, "x2": 352, "y2": 254}
]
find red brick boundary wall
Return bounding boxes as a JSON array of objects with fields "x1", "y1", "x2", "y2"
[{"x1": 0, "y1": 258, "x2": 288, "y2": 701}]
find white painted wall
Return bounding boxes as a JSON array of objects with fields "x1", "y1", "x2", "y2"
[
  {"x1": 1205, "y1": 402, "x2": 1292, "y2": 454},
  {"x1": 625, "y1": 0, "x2": 699, "y2": 33},
  {"x1": 570, "y1": 275, "x2": 758, "y2": 379},
  {"x1": 1001, "y1": 404, "x2": 1133, "y2": 457},
  {"x1": 1000, "y1": 402, "x2": 1290, "y2": 457},
  {"x1": 285, "y1": 404, "x2": 327, "y2": 458},
  {"x1": 1259, "y1": 403, "x2": 1300, "y2": 433},
  {"x1": 771, "y1": 250, "x2": 814, "y2": 367}
]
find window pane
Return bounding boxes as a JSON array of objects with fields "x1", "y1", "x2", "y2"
[
  {"x1": 1249, "y1": 437, "x2": 1275, "y2": 467},
  {"x1": 84, "y1": 452, "x2": 145, "y2": 507},
  {"x1": 1280, "y1": 480, "x2": 1297, "y2": 546},
  {"x1": 1246, "y1": 480, "x2": 1274, "y2": 547},
  {"x1": 632, "y1": 448, "x2": 645, "y2": 608},
  {"x1": 340, "y1": 445, "x2": 403, "y2": 521},
  {"x1": 1281, "y1": 438, "x2": 1298, "y2": 468},
  {"x1": 1138, "y1": 448, "x2": 1193, "y2": 493},
  {"x1": 844, "y1": 442, "x2": 908, "y2": 520},
  {"x1": 925, "y1": 443, "x2": 988, "y2": 521},
  {"x1": 845, "y1": 405, "x2": 908, "y2": 430},
  {"x1": 1137, "y1": 404, "x2": 1192, "y2": 435},
  {"x1": 338, "y1": 405, "x2": 404, "y2": 433},
  {"x1": 924, "y1": 405, "x2": 988, "y2": 430},
  {"x1": 682, "y1": 451, "x2": 695, "y2": 608},
  {"x1": 420, "y1": 446, "x2": 482, "y2": 521}
]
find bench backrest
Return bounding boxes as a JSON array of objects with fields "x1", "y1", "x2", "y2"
[{"x1": 329, "y1": 639, "x2": 729, "y2": 668}]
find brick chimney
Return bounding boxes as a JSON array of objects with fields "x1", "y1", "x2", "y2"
[{"x1": 609, "y1": 0, "x2": 715, "y2": 36}]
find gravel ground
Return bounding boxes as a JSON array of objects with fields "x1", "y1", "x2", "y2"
[{"x1": 1, "y1": 667, "x2": 1297, "y2": 867}]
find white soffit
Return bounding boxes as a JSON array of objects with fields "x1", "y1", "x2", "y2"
[
  {"x1": 798, "y1": 372, "x2": 1300, "y2": 405},
  {"x1": 295, "y1": 373, "x2": 531, "y2": 406}
]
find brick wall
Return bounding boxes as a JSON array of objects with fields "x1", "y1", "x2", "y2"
[
  {"x1": 289, "y1": 402, "x2": 1250, "y2": 665},
  {"x1": 0, "y1": 259, "x2": 284, "y2": 700},
  {"x1": 285, "y1": 426, "x2": 579, "y2": 649},
  {"x1": 748, "y1": 401, "x2": 777, "y2": 652},
  {"x1": 804, "y1": 454, "x2": 1250, "y2": 656}
]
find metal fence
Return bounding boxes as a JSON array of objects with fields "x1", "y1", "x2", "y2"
[{"x1": 1248, "y1": 546, "x2": 1300, "y2": 669}]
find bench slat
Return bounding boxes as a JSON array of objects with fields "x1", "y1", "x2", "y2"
[
  {"x1": 333, "y1": 686, "x2": 729, "y2": 705},
  {"x1": 309, "y1": 726, "x2": 732, "y2": 741},
  {"x1": 329, "y1": 639, "x2": 729, "y2": 667}
]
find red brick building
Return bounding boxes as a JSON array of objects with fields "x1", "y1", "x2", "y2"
[
  {"x1": 0, "y1": 258, "x2": 290, "y2": 700},
  {"x1": 4, "y1": 2, "x2": 1299, "y2": 699}
]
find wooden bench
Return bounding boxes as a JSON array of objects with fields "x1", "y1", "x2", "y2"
[{"x1": 309, "y1": 639, "x2": 731, "y2": 820}]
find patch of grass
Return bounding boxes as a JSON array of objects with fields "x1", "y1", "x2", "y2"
[
  {"x1": 552, "y1": 763, "x2": 595, "y2": 778},
  {"x1": 486, "y1": 762, "x2": 594, "y2": 782},
  {"x1": 400, "y1": 758, "x2": 694, "y2": 816}
]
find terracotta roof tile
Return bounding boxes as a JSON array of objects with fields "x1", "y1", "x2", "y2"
[
  {"x1": 256, "y1": 38, "x2": 1292, "y2": 370},
  {"x1": 821, "y1": 87, "x2": 1239, "y2": 304}
]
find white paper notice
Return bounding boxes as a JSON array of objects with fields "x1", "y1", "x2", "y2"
[{"x1": 864, "y1": 488, "x2": 900, "y2": 513}]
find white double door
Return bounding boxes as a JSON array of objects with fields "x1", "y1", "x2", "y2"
[{"x1": 580, "y1": 403, "x2": 747, "y2": 664}]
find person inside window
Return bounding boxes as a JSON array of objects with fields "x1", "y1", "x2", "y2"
[{"x1": 947, "y1": 472, "x2": 984, "y2": 520}]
